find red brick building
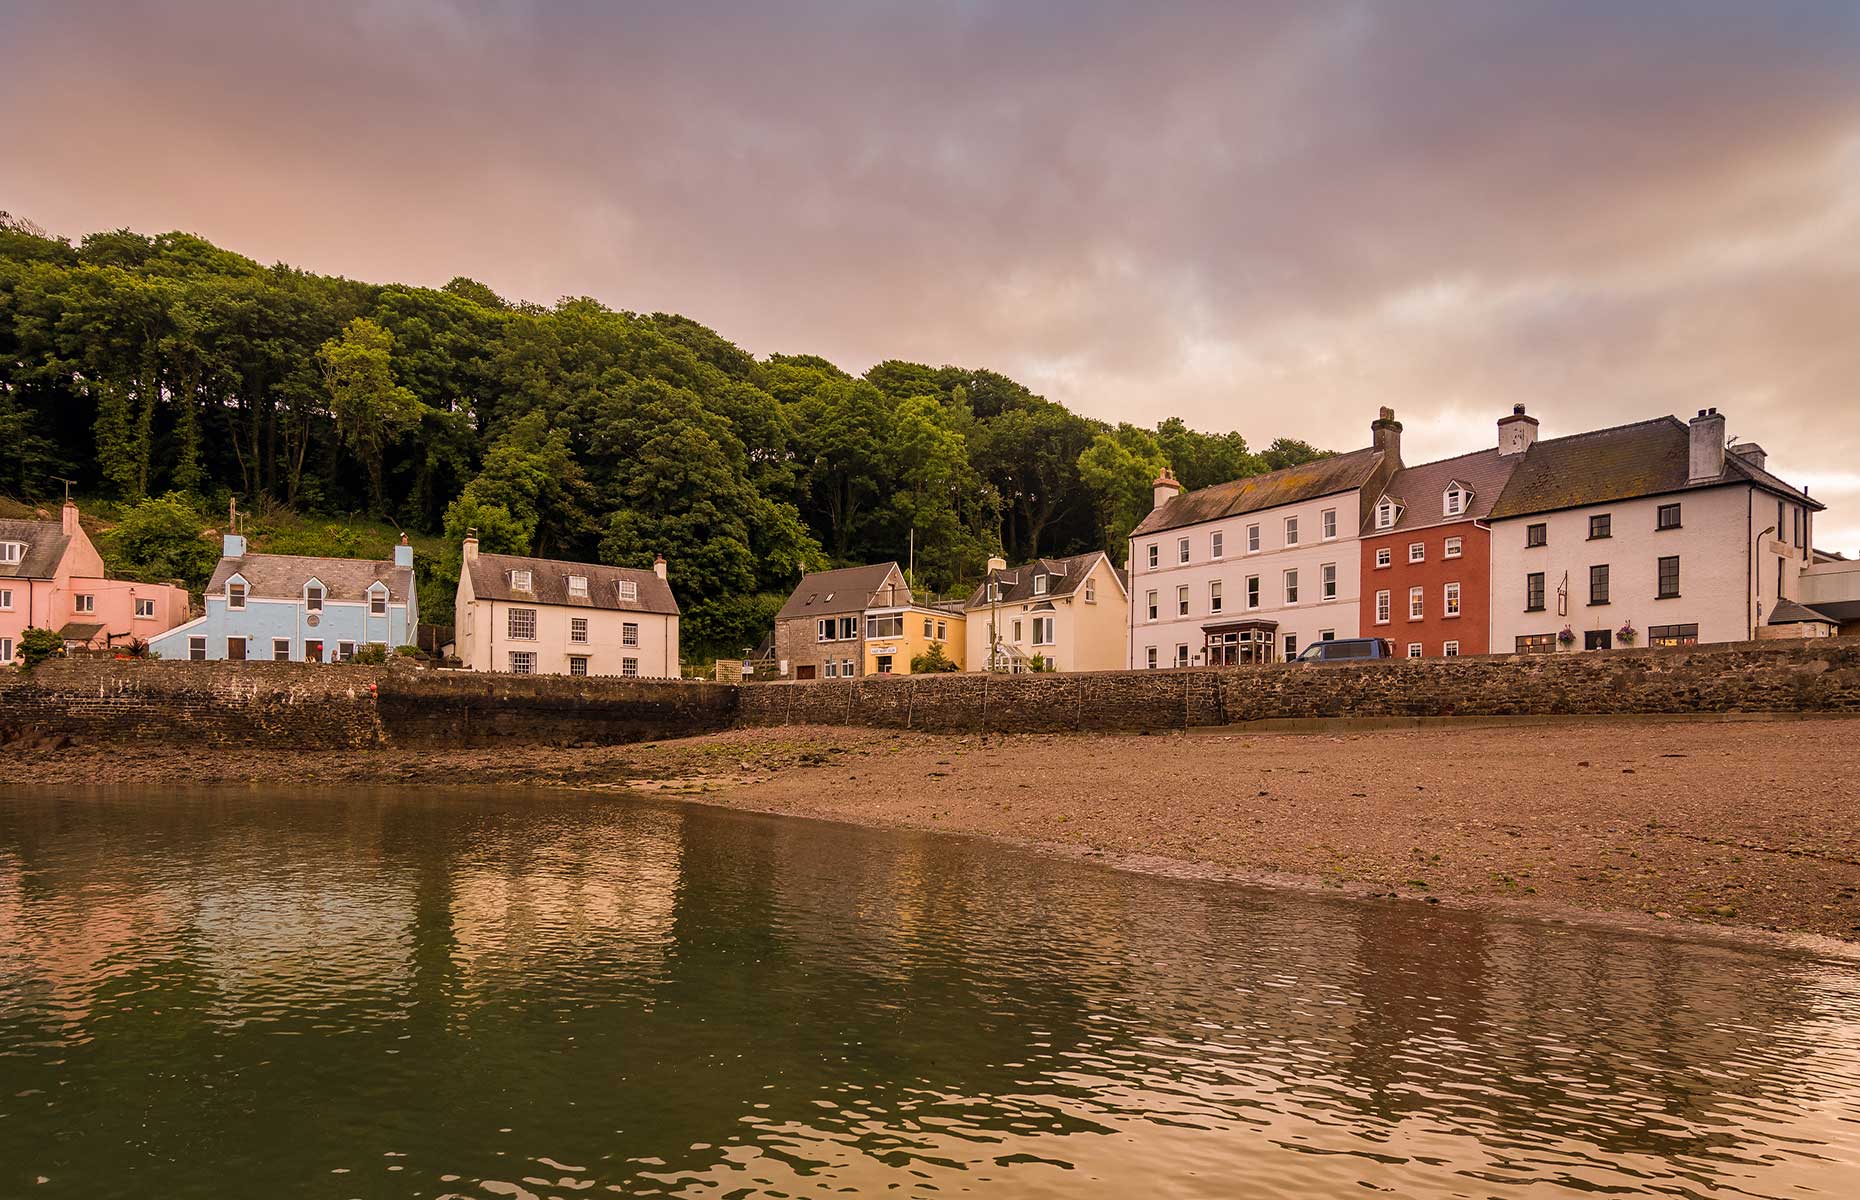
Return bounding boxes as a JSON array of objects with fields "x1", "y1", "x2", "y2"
[{"x1": 1358, "y1": 409, "x2": 1532, "y2": 657}]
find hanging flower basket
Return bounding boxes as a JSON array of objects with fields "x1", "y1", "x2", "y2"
[
  {"x1": 1617, "y1": 622, "x2": 1638, "y2": 645},
  {"x1": 1556, "y1": 625, "x2": 1576, "y2": 647}
]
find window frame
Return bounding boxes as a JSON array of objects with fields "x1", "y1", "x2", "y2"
[
  {"x1": 1282, "y1": 568, "x2": 1299, "y2": 604},
  {"x1": 1033, "y1": 616, "x2": 1055, "y2": 646},
  {"x1": 1444, "y1": 536, "x2": 1462, "y2": 559},
  {"x1": 1657, "y1": 556, "x2": 1681, "y2": 599},
  {"x1": 1443, "y1": 640, "x2": 1460, "y2": 657},
  {"x1": 1247, "y1": 576, "x2": 1261, "y2": 609},
  {"x1": 509, "y1": 650, "x2": 536, "y2": 675},
  {"x1": 1146, "y1": 543, "x2": 1159, "y2": 570},
  {"x1": 1176, "y1": 584, "x2": 1190, "y2": 616},
  {"x1": 1322, "y1": 509, "x2": 1337, "y2": 540},
  {"x1": 1589, "y1": 563, "x2": 1610, "y2": 606},
  {"x1": 0, "y1": 541, "x2": 23, "y2": 566},
  {"x1": 1525, "y1": 523, "x2": 1547, "y2": 548},
  {"x1": 570, "y1": 616, "x2": 589, "y2": 644},
  {"x1": 1375, "y1": 589, "x2": 1391, "y2": 624},
  {"x1": 1407, "y1": 643, "x2": 1423, "y2": 659},
  {"x1": 1588, "y1": 513, "x2": 1612, "y2": 540},
  {"x1": 569, "y1": 655, "x2": 589, "y2": 676},
  {"x1": 507, "y1": 607, "x2": 538, "y2": 641},
  {"x1": 1209, "y1": 579, "x2": 1224, "y2": 613},
  {"x1": 188, "y1": 635, "x2": 207, "y2": 661},
  {"x1": 1374, "y1": 547, "x2": 1392, "y2": 569},
  {"x1": 368, "y1": 587, "x2": 388, "y2": 616},
  {"x1": 1525, "y1": 572, "x2": 1546, "y2": 612},
  {"x1": 74, "y1": 593, "x2": 96, "y2": 614},
  {"x1": 227, "y1": 580, "x2": 247, "y2": 610},
  {"x1": 1444, "y1": 581, "x2": 1461, "y2": 617},
  {"x1": 1177, "y1": 536, "x2": 1190, "y2": 565},
  {"x1": 305, "y1": 583, "x2": 324, "y2": 613},
  {"x1": 618, "y1": 580, "x2": 639, "y2": 602},
  {"x1": 1284, "y1": 516, "x2": 1299, "y2": 546},
  {"x1": 1321, "y1": 562, "x2": 1338, "y2": 601},
  {"x1": 1210, "y1": 531, "x2": 1224, "y2": 559},
  {"x1": 272, "y1": 637, "x2": 291, "y2": 662},
  {"x1": 135, "y1": 597, "x2": 156, "y2": 619},
  {"x1": 1656, "y1": 503, "x2": 1682, "y2": 531},
  {"x1": 1408, "y1": 542, "x2": 1424, "y2": 564},
  {"x1": 1408, "y1": 586, "x2": 1424, "y2": 621},
  {"x1": 1146, "y1": 590, "x2": 1159, "y2": 621},
  {"x1": 1246, "y1": 524, "x2": 1261, "y2": 554}
]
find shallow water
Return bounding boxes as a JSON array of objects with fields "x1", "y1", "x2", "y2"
[{"x1": 1, "y1": 787, "x2": 1857, "y2": 1198}]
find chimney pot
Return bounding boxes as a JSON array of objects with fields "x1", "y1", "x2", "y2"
[
  {"x1": 1498, "y1": 403, "x2": 1540, "y2": 456},
  {"x1": 1371, "y1": 407, "x2": 1403, "y2": 463},
  {"x1": 1688, "y1": 408, "x2": 1727, "y2": 482},
  {"x1": 653, "y1": 553, "x2": 667, "y2": 581},
  {"x1": 1151, "y1": 466, "x2": 1185, "y2": 511}
]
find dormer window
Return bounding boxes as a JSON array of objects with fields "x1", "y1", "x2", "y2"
[
  {"x1": 1443, "y1": 485, "x2": 1470, "y2": 517},
  {"x1": 227, "y1": 580, "x2": 247, "y2": 610},
  {"x1": 511, "y1": 569, "x2": 533, "y2": 592},
  {"x1": 1375, "y1": 498, "x2": 1399, "y2": 530},
  {"x1": 305, "y1": 583, "x2": 324, "y2": 613},
  {"x1": 368, "y1": 584, "x2": 388, "y2": 616},
  {"x1": 618, "y1": 580, "x2": 638, "y2": 602},
  {"x1": 568, "y1": 574, "x2": 589, "y2": 598},
  {"x1": 987, "y1": 581, "x2": 1001, "y2": 602},
  {"x1": 1033, "y1": 574, "x2": 1048, "y2": 596},
  {"x1": 0, "y1": 541, "x2": 23, "y2": 565}
]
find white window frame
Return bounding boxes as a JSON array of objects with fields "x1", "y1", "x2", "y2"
[
  {"x1": 1211, "y1": 531, "x2": 1224, "y2": 559},
  {"x1": 1321, "y1": 563, "x2": 1337, "y2": 601},
  {"x1": 0, "y1": 588, "x2": 12, "y2": 610},
  {"x1": 1408, "y1": 542, "x2": 1425, "y2": 563},
  {"x1": 817, "y1": 618, "x2": 833, "y2": 642},
  {"x1": 1375, "y1": 590, "x2": 1391, "y2": 624},
  {"x1": 1444, "y1": 581, "x2": 1461, "y2": 618},
  {"x1": 134, "y1": 597, "x2": 156, "y2": 619},
  {"x1": 305, "y1": 583, "x2": 324, "y2": 613},
  {"x1": 936, "y1": 620, "x2": 948, "y2": 639},
  {"x1": 368, "y1": 584, "x2": 389, "y2": 616},
  {"x1": 338, "y1": 641, "x2": 356, "y2": 662},
  {"x1": 1083, "y1": 579, "x2": 1096, "y2": 603},
  {"x1": 1443, "y1": 640, "x2": 1460, "y2": 657},
  {"x1": 1032, "y1": 616, "x2": 1055, "y2": 646},
  {"x1": 1175, "y1": 643, "x2": 1190, "y2": 668},
  {"x1": 1145, "y1": 646, "x2": 1158, "y2": 669},
  {"x1": 1246, "y1": 576, "x2": 1260, "y2": 609},
  {"x1": 512, "y1": 569, "x2": 533, "y2": 592},
  {"x1": 1146, "y1": 590, "x2": 1158, "y2": 621},
  {"x1": 1284, "y1": 516, "x2": 1299, "y2": 546},
  {"x1": 1409, "y1": 586, "x2": 1424, "y2": 620},
  {"x1": 1176, "y1": 584, "x2": 1189, "y2": 617},
  {"x1": 1408, "y1": 643, "x2": 1424, "y2": 659},
  {"x1": 1375, "y1": 547, "x2": 1391, "y2": 569},
  {"x1": 1246, "y1": 524, "x2": 1260, "y2": 554},
  {"x1": 1322, "y1": 509, "x2": 1337, "y2": 540},
  {"x1": 189, "y1": 635, "x2": 207, "y2": 661},
  {"x1": 619, "y1": 579, "x2": 638, "y2": 602},
  {"x1": 570, "y1": 616, "x2": 589, "y2": 644},
  {"x1": 1177, "y1": 537, "x2": 1190, "y2": 565},
  {"x1": 1283, "y1": 569, "x2": 1299, "y2": 604},
  {"x1": 272, "y1": 638, "x2": 291, "y2": 662},
  {"x1": 1210, "y1": 580, "x2": 1223, "y2": 613},
  {"x1": 0, "y1": 541, "x2": 23, "y2": 566},
  {"x1": 227, "y1": 580, "x2": 247, "y2": 610},
  {"x1": 1146, "y1": 544, "x2": 1159, "y2": 570},
  {"x1": 1444, "y1": 536, "x2": 1462, "y2": 559},
  {"x1": 0, "y1": 636, "x2": 11, "y2": 665},
  {"x1": 1444, "y1": 487, "x2": 1466, "y2": 517},
  {"x1": 1376, "y1": 499, "x2": 1396, "y2": 530},
  {"x1": 1012, "y1": 618, "x2": 1023, "y2": 642},
  {"x1": 508, "y1": 650, "x2": 536, "y2": 675},
  {"x1": 825, "y1": 660, "x2": 839, "y2": 678},
  {"x1": 568, "y1": 574, "x2": 589, "y2": 598},
  {"x1": 73, "y1": 592, "x2": 95, "y2": 614},
  {"x1": 1033, "y1": 574, "x2": 1048, "y2": 596},
  {"x1": 507, "y1": 607, "x2": 537, "y2": 640}
]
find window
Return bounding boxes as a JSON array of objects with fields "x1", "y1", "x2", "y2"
[
  {"x1": 0, "y1": 541, "x2": 22, "y2": 565},
  {"x1": 614, "y1": 579, "x2": 640, "y2": 604},
  {"x1": 189, "y1": 636, "x2": 207, "y2": 661},
  {"x1": 866, "y1": 614, "x2": 904, "y2": 638},
  {"x1": 0, "y1": 637, "x2": 10, "y2": 664},
  {"x1": 1589, "y1": 564, "x2": 1610, "y2": 605},
  {"x1": 935, "y1": 620, "x2": 948, "y2": 640},
  {"x1": 1408, "y1": 643, "x2": 1423, "y2": 659},
  {"x1": 1657, "y1": 556, "x2": 1681, "y2": 599},
  {"x1": 825, "y1": 660, "x2": 838, "y2": 678},
  {"x1": 1657, "y1": 503, "x2": 1681, "y2": 530},
  {"x1": 875, "y1": 655, "x2": 894, "y2": 674},
  {"x1": 1649, "y1": 623, "x2": 1699, "y2": 647},
  {"x1": 1146, "y1": 590, "x2": 1159, "y2": 621},
  {"x1": 1176, "y1": 585, "x2": 1189, "y2": 616},
  {"x1": 1247, "y1": 525, "x2": 1260, "y2": 553},
  {"x1": 1247, "y1": 576, "x2": 1261, "y2": 608},
  {"x1": 1285, "y1": 516, "x2": 1299, "y2": 546},
  {"x1": 1375, "y1": 590, "x2": 1391, "y2": 624},
  {"x1": 1321, "y1": 563, "x2": 1337, "y2": 601},
  {"x1": 1584, "y1": 630, "x2": 1612, "y2": 651},
  {"x1": 559, "y1": 574, "x2": 586, "y2": 600},
  {"x1": 924, "y1": 617, "x2": 934, "y2": 637},
  {"x1": 842, "y1": 658, "x2": 856, "y2": 677},
  {"x1": 132, "y1": 597, "x2": 155, "y2": 619},
  {"x1": 569, "y1": 656, "x2": 588, "y2": 676},
  {"x1": 817, "y1": 618, "x2": 833, "y2": 642},
  {"x1": 1211, "y1": 531, "x2": 1224, "y2": 559},
  {"x1": 1284, "y1": 634, "x2": 1298, "y2": 659},
  {"x1": 1322, "y1": 509, "x2": 1337, "y2": 539},
  {"x1": 1525, "y1": 572, "x2": 1546, "y2": 612},
  {"x1": 838, "y1": 615, "x2": 857, "y2": 640},
  {"x1": 1589, "y1": 514, "x2": 1612, "y2": 540},
  {"x1": 1147, "y1": 544, "x2": 1159, "y2": 570},
  {"x1": 986, "y1": 582, "x2": 1001, "y2": 602},
  {"x1": 512, "y1": 569, "x2": 533, "y2": 592},
  {"x1": 337, "y1": 641, "x2": 355, "y2": 662},
  {"x1": 1375, "y1": 547, "x2": 1392, "y2": 569},
  {"x1": 370, "y1": 590, "x2": 387, "y2": 616},
  {"x1": 227, "y1": 581, "x2": 246, "y2": 610},
  {"x1": 506, "y1": 651, "x2": 535, "y2": 675},
  {"x1": 1178, "y1": 537, "x2": 1190, "y2": 564},
  {"x1": 1033, "y1": 574, "x2": 1048, "y2": 596},
  {"x1": 1283, "y1": 569, "x2": 1299, "y2": 603},
  {"x1": 570, "y1": 617, "x2": 589, "y2": 644},
  {"x1": 1444, "y1": 581, "x2": 1461, "y2": 617},
  {"x1": 1146, "y1": 646, "x2": 1158, "y2": 669},
  {"x1": 1516, "y1": 633, "x2": 1556, "y2": 655},
  {"x1": 1210, "y1": 580, "x2": 1224, "y2": 613},
  {"x1": 1526, "y1": 524, "x2": 1547, "y2": 548},
  {"x1": 1013, "y1": 619, "x2": 1023, "y2": 642},
  {"x1": 1083, "y1": 579, "x2": 1096, "y2": 603},
  {"x1": 1175, "y1": 644, "x2": 1189, "y2": 668},
  {"x1": 1321, "y1": 630, "x2": 1336, "y2": 642},
  {"x1": 1408, "y1": 542, "x2": 1424, "y2": 564},
  {"x1": 305, "y1": 584, "x2": 323, "y2": 613},
  {"x1": 1443, "y1": 640, "x2": 1460, "y2": 657},
  {"x1": 1033, "y1": 616, "x2": 1055, "y2": 645},
  {"x1": 1408, "y1": 587, "x2": 1424, "y2": 620},
  {"x1": 71, "y1": 592, "x2": 94, "y2": 614},
  {"x1": 1375, "y1": 498, "x2": 1396, "y2": 530},
  {"x1": 1444, "y1": 536, "x2": 1462, "y2": 559},
  {"x1": 0, "y1": 588, "x2": 11, "y2": 610},
  {"x1": 1444, "y1": 487, "x2": 1467, "y2": 517},
  {"x1": 507, "y1": 608, "x2": 537, "y2": 640}
]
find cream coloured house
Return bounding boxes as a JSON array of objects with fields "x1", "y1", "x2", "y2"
[
  {"x1": 962, "y1": 551, "x2": 1128, "y2": 672},
  {"x1": 454, "y1": 533, "x2": 680, "y2": 677}
]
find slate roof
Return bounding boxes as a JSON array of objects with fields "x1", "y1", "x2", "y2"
[
  {"x1": 961, "y1": 551, "x2": 1116, "y2": 609},
  {"x1": 1488, "y1": 417, "x2": 1823, "y2": 520},
  {"x1": 1131, "y1": 448, "x2": 1386, "y2": 538},
  {"x1": 1369, "y1": 448, "x2": 1521, "y2": 534},
  {"x1": 468, "y1": 552, "x2": 678, "y2": 615},
  {"x1": 775, "y1": 563, "x2": 903, "y2": 622},
  {"x1": 0, "y1": 517, "x2": 70, "y2": 580},
  {"x1": 209, "y1": 552, "x2": 414, "y2": 603},
  {"x1": 1767, "y1": 598, "x2": 1839, "y2": 627}
]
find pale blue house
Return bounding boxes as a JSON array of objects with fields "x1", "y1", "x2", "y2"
[{"x1": 150, "y1": 532, "x2": 418, "y2": 662}]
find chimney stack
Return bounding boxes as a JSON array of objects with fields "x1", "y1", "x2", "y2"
[
  {"x1": 986, "y1": 554, "x2": 1007, "y2": 574},
  {"x1": 1371, "y1": 407, "x2": 1402, "y2": 464},
  {"x1": 653, "y1": 553, "x2": 667, "y2": 581},
  {"x1": 1729, "y1": 442, "x2": 1767, "y2": 472},
  {"x1": 61, "y1": 498, "x2": 80, "y2": 536},
  {"x1": 1688, "y1": 408, "x2": 1727, "y2": 483},
  {"x1": 393, "y1": 533, "x2": 414, "y2": 568},
  {"x1": 1151, "y1": 466, "x2": 1184, "y2": 511},
  {"x1": 462, "y1": 527, "x2": 479, "y2": 564},
  {"x1": 1497, "y1": 403, "x2": 1539, "y2": 457},
  {"x1": 222, "y1": 530, "x2": 246, "y2": 559}
]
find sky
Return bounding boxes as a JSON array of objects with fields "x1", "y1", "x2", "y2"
[{"x1": 4, "y1": 1, "x2": 1859, "y2": 551}]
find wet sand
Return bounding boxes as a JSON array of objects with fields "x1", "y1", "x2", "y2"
[{"x1": 10, "y1": 716, "x2": 1860, "y2": 945}]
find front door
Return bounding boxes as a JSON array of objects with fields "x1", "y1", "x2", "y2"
[
  {"x1": 305, "y1": 640, "x2": 324, "y2": 664},
  {"x1": 227, "y1": 637, "x2": 247, "y2": 662},
  {"x1": 796, "y1": 664, "x2": 816, "y2": 680}
]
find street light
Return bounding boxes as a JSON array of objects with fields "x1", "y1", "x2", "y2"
[{"x1": 1752, "y1": 524, "x2": 1775, "y2": 637}]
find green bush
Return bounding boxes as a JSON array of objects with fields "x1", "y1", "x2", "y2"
[
  {"x1": 106, "y1": 492, "x2": 218, "y2": 590},
  {"x1": 910, "y1": 641, "x2": 960, "y2": 673},
  {"x1": 350, "y1": 644, "x2": 389, "y2": 665},
  {"x1": 15, "y1": 627, "x2": 64, "y2": 669}
]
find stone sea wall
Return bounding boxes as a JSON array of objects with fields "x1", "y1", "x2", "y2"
[{"x1": 736, "y1": 638, "x2": 1860, "y2": 734}]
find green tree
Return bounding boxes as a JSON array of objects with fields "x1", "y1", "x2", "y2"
[
  {"x1": 1077, "y1": 424, "x2": 1171, "y2": 560},
  {"x1": 317, "y1": 317, "x2": 423, "y2": 514},
  {"x1": 15, "y1": 627, "x2": 64, "y2": 669},
  {"x1": 106, "y1": 492, "x2": 218, "y2": 589},
  {"x1": 909, "y1": 641, "x2": 960, "y2": 673}
]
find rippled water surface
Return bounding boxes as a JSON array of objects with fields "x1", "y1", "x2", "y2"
[{"x1": 2, "y1": 788, "x2": 1858, "y2": 1198}]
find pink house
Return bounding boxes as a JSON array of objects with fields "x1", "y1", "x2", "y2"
[{"x1": 0, "y1": 501, "x2": 192, "y2": 664}]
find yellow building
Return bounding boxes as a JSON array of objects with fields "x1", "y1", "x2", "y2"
[{"x1": 862, "y1": 601, "x2": 967, "y2": 675}]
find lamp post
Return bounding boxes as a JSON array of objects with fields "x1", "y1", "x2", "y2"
[{"x1": 1752, "y1": 524, "x2": 1775, "y2": 638}]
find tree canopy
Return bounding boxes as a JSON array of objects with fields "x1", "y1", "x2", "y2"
[{"x1": 0, "y1": 221, "x2": 1330, "y2": 657}]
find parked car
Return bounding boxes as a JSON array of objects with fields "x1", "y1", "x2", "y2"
[{"x1": 1295, "y1": 637, "x2": 1394, "y2": 663}]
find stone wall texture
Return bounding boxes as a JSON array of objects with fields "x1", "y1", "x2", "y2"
[
  {"x1": 5, "y1": 639, "x2": 1859, "y2": 750},
  {"x1": 0, "y1": 659, "x2": 735, "y2": 749},
  {"x1": 736, "y1": 638, "x2": 1860, "y2": 734}
]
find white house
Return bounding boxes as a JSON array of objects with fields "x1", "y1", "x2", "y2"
[
  {"x1": 454, "y1": 533, "x2": 680, "y2": 677},
  {"x1": 1486, "y1": 408, "x2": 1824, "y2": 652},
  {"x1": 962, "y1": 550, "x2": 1128, "y2": 672},
  {"x1": 1125, "y1": 408, "x2": 1404, "y2": 667}
]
